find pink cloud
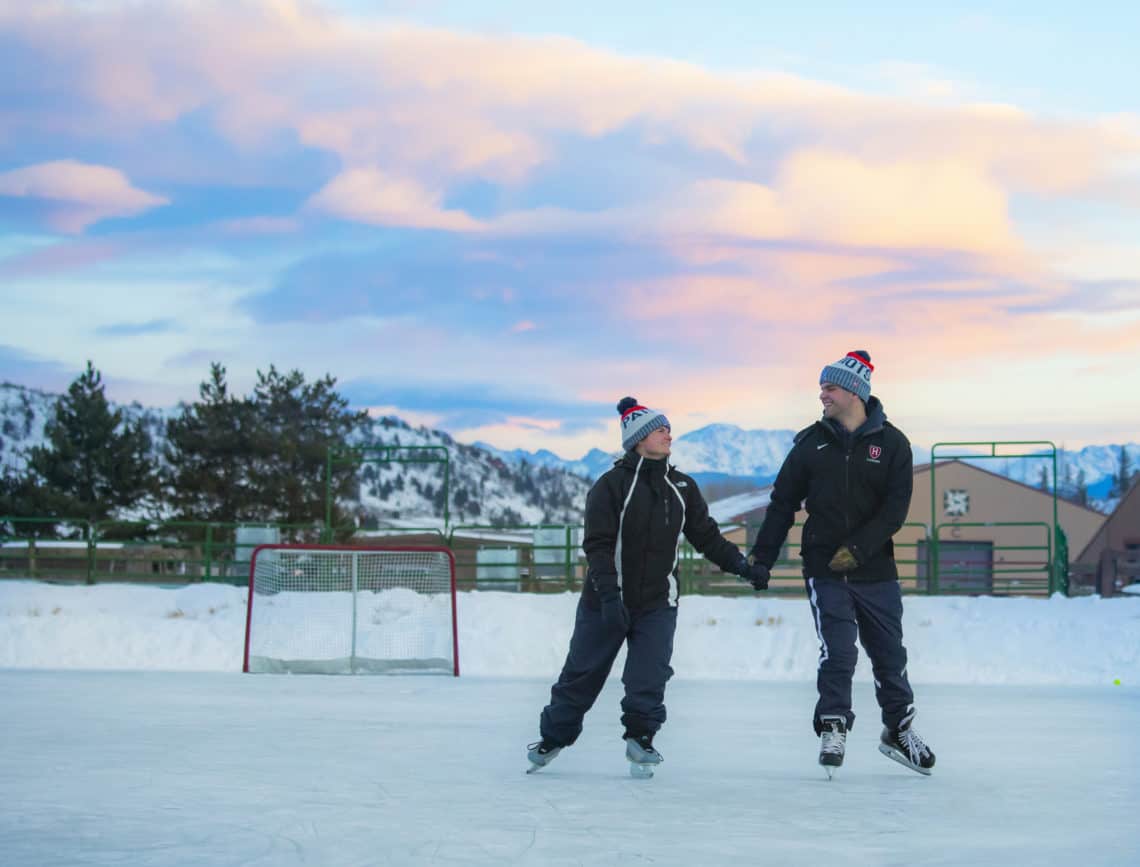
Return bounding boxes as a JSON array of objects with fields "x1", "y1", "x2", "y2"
[
  {"x1": 564, "y1": 293, "x2": 1140, "y2": 442},
  {"x1": 601, "y1": 243, "x2": 1136, "y2": 417},
  {"x1": 601, "y1": 153, "x2": 1019, "y2": 257},
  {"x1": 1, "y1": 0, "x2": 1137, "y2": 435},
  {"x1": 777, "y1": 151, "x2": 1018, "y2": 254},
  {"x1": 0, "y1": 159, "x2": 167, "y2": 233},
  {"x1": 4, "y1": 1, "x2": 1136, "y2": 259},
  {"x1": 305, "y1": 168, "x2": 482, "y2": 231},
  {"x1": 486, "y1": 158, "x2": 1022, "y2": 260},
  {"x1": 8, "y1": 2, "x2": 1135, "y2": 199}
]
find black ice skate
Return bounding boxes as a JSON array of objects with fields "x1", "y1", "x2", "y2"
[
  {"x1": 818, "y1": 715, "x2": 847, "y2": 780},
  {"x1": 624, "y1": 733, "x2": 663, "y2": 779},
  {"x1": 879, "y1": 708, "x2": 935, "y2": 776},
  {"x1": 526, "y1": 738, "x2": 563, "y2": 774}
]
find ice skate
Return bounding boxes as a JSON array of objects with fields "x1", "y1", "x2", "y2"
[
  {"x1": 878, "y1": 708, "x2": 935, "y2": 776},
  {"x1": 525, "y1": 739, "x2": 562, "y2": 774},
  {"x1": 624, "y1": 733, "x2": 663, "y2": 779},
  {"x1": 818, "y1": 715, "x2": 847, "y2": 781}
]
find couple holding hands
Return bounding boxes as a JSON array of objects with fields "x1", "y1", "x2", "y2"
[{"x1": 526, "y1": 350, "x2": 935, "y2": 779}]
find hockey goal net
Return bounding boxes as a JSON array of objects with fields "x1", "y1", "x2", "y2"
[{"x1": 243, "y1": 544, "x2": 458, "y2": 675}]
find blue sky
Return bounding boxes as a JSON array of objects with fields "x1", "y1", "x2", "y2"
[
  {"x1": 342, "y1": 1, "x2": 1140, "y2": 113},
  {"x1": 0, "y1": 0, "x2": 1137, "y2": 457}
]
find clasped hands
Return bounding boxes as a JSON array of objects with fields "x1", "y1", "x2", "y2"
[{"x1": 737, "y1": 554, "x2": 770, "y2": 591}]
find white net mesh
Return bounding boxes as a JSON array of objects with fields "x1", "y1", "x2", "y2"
[{"x1": 245, "y1": 546, "x2": 457, "y2": 675}]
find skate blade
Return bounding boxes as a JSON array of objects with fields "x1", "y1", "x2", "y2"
[
  {"x1": 526, "y1": 763, "x2": 545, "y2": 774},
  {"x1": 629, "y1": 762, "x2": 655, "y2": 779},
  {"x1": 823, "y1": 765, "x2": 837, "y2": 781},
  {"x1": 878, "y1": 743, "x2": 932, "y2": 776}
]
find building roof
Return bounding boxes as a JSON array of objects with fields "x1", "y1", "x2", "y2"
[
  {"x1": 1076, "y1": 476, "x2": 1140, "y2": 562},
  {"x1": 708, "y1": 486, "x2": 774, "y2": 524}
]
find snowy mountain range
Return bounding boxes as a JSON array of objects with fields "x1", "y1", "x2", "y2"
[
  {"x1": 479, "y1": 425, "x2": 801, "y2": 485},
  {"x1": 472, "y1": 442, "x2": 617, "y2": 480},
  {"x1": 478, "y1": 421, "x2": 1139, "y2": 514},
  {"x1": 0, "y1": 383, "x2": 589, "y2": 527},
  {"x1": 350, "y1": 417, "x2": 591, "y2": 526},
  {"x1": 2, "y1": 382, "x2": 1136, "y2": 519}
]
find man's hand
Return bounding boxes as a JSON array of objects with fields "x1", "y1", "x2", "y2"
[
  {"x1": 737, "y1": 554, "x2": 770, "y2": 591},
  {"x1": 828, "y1": 545, "x2": 859, "y2": 572},
  {"x1": 597, "y1": 587, "x2": 631, "y2": 632}
]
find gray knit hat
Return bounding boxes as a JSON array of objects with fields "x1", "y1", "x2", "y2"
[
  {"x1": 820, "y1": 350, "x2": 874, "y2": 402},
  {"x1": 617, "y1": 396, "x2": 670, "y2": 451}
]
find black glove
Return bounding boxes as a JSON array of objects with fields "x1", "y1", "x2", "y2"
[
  {"x1": 737, "y1": 554, "x2": 770, "y2": 591},
  {"x1": 597, "y1": 587, "x2": 631, "y2": 632}
]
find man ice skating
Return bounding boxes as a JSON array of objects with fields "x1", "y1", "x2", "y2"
[
  {"x1": 745, "y1": 351, "x2": 935, "y2": 778},
  {"x1": 527, "y1": 397, "x2": 768, "y2": 777}
]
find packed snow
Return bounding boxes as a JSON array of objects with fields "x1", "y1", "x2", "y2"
[
  {"x1": 1, "y1": 579, "x2": 1138, "y2": 866},
  {"x1": 2, "y1": 580, "x2": 1137, "y2": 685}
]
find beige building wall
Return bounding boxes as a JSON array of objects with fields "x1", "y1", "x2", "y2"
[{"x1": 913, "y1": 460, "x2": 1102, "y2": 558}]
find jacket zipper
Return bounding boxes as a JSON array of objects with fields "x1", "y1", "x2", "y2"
[{"x1": 842, "y1": 446, "x2": 851, "y2": 581}]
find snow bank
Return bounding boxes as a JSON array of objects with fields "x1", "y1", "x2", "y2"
[{"x1": 1, "y1": 580, "x2": 1137, "y2": 686}]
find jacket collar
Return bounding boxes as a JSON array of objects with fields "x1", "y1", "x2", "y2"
[
  {"x1": 819, "y1": 396, "x2": 887, "y2": 442},
  {"x1": 619, "y1": 450, "x2": 670, "y2": 475}
]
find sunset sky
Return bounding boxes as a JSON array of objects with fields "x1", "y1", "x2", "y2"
[{"x1": 1, "y1": 0, "x2": 1137, "y2": 457}]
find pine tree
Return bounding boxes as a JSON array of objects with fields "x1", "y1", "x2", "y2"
[
  {"x1": 1062, "y1": 457, "x2": 1075, "y2": 498},
  {"x1": 165, "y1": 364, "x2": 369, "y2": 531},
  {"x1": 245, "y1": 365, "x2": 369, "y2": 528},
  {"x1": 453, "y1": 484, "x2": 470, "y2": 513},
  {"x1": 1076, "y1": 468, "x2": 1089, "y2": 507},
  {"x1": 164, "y1": 363, "x2": 257, "y2": 523},
  {"x1": 1115, "y1": 446, "x2": 1135, "y2": 497},
  {"x1": 25, "y1": 361, "x2": 158, "y2": 527},
  {"x1": 0, "y1": 469, "x2": 54, "y2": 535},
  {"x1": 495, "y1": 506, "x2": 524, "y2": 527}
]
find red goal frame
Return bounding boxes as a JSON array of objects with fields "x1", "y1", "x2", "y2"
[{"x1": 242, "y1": 544, "x2": 459, "y2": 676}]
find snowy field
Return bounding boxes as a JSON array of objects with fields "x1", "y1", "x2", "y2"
[{"x1": 1, "y1": 580, "x2": 1138, "y2": 866}]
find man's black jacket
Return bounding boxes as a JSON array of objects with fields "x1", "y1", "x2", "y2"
[
  {"x1": 749, "y1": 397, "x2": 913, "y2": 582},
  {"x1": 582, "y1": 451, "x2": 742, "y2": 610}
]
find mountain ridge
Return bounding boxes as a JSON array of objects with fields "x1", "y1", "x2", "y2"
[
  {"x1": 0, "y1": 382, "x2": 589, "y2": 527},
  {"x1": 2, "y1": 382, "x2": 1135, "y2": 518}
]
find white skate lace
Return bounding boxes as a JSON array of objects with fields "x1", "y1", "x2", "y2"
[
  {"x1": 820, "y1": 728, "x2": 845, "y2": 756},
  {"x1": 899, "y1": 727, "x2": 928, "y2": 762}
]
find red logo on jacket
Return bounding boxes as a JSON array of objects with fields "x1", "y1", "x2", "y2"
[{"x1": 868, "y1": 445, "x2": 882, "y2": 460}]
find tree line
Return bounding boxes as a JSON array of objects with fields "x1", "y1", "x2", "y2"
[
  {"x1": 0, "y1": 361, "x2": 367, "y2": 539},
  {"x1": 1037, "y1": 447, "x2": 1138, "y2": 507}
]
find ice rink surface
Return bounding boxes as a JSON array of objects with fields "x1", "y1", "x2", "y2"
[{"x1": 2, "y1": 670, "x2": 1136, "y2": 866}]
